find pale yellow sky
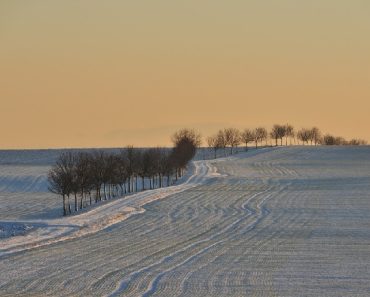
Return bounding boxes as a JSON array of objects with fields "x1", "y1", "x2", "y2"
[{"x1": 0, "y1": 0, "x2": 369, "y2": 148}]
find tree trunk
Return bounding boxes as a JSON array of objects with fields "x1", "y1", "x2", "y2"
[
  {"x1": 62, "y1": 194, "x2": 66, "y2": 216},
  {"x1": 80, "y1": 189, "x2": 84, "y2": 209},
  {"x1": 95, "y1": 187, "x2": 98, "y2": 203},
  {"x1": 67, "y1": 195, "x2": 71, "y2": 214},
  {"x1": 103, "y1": 183, "x2": 107, "y2": 200},
  {"x1": 74, "y1": 193, "x2": 78, "y2": 212}
]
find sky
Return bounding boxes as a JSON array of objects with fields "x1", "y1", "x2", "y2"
[{"x1": 0, "y1": 0, "x2": 369, "y2": 148}]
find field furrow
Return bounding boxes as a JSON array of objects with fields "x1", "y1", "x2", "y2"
[{"x1": 1, "y1": 146, "x2": 370, "y2": 296}]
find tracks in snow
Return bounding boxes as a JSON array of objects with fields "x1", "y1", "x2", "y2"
[
  {"x1": 106, "y1": 184, "x2": 280, "y2": 297},
  {"x1": 3, "y1": 147, "x2": 370, "y2": 296},
  {"x1": 0, "y1": 160, "x2": 214, "y2": 258}
]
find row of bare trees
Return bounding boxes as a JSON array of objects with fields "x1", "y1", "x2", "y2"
[
  {"x1": 321, "y1": 135, "x2": 367, "y2": 146},
  {"x1": 48, "y1": 129, "x2": 201, "y2": 216},
  {"x1": 206, "y1": 125, "x2": 367, "y2": 158},
  {"x1": 207, "y1": 127, "x2": 268, "y2": 158},
  {"x1": 49, "y1": 126, "x2": 366, "y2": 214}
]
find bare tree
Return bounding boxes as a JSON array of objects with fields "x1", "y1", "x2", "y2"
[
  {"x1": 117, "y1": 151, "x2": 129, "y2": 195},
  {"x1": 142, "y1": 149, "x2": 154, "y2": 188},
  {"x1": 285, "y1": 124, "x2": 295, "y2": 145},
  {"x1": 123, "y1": 146, "x2": 136, "y2": 193},
  {"x1": 278, "y1": 125, "x2": 286, "y2": 146},
  {"x1": 47, "y1": 153, "x2": 75, "y2": 216},
  {"x1": 171, "y1": 129, "x2": 201, "y2": 177},
  {"x1": 172, "y1": 129, "x2": 202, "y2": 148},
  {"x1": 270, "y1": 124, "x2": 285, "y2": 146},
  {"x1": 252, "y1": 130, "x2": 258, "y2": 148},
  {"x1": 101, "y1": 153, "x2": 118, "y2": 199},
  {"x1": 157, "y1": 148, "x2": 172, "y2": 188},
  {"x1": 254, "y1": 127, "x2": 267, "y2": 148},
  {"x1": 241, "y1": 129, "x2": 254, "y2": 151},
  {"x1": 216, "y1": 129, "x2": 227, "y2": 156},
  {"x1": 207, "y1": 135, "x2": 222, "y2": 159},
  {"x1": 310, "y1": 127, "x2": 321, "y2": 145},
  {"x1": 89, "y1": 150, "x2": 105, "y2": 202},
  {"x1": 322, "y1": 134, "x2": 334, "y2": 145},
  {"x1": 224, "y1": 128, "x2": 241, "y2": 154},
  {"x1": 161, "y1": 150, "x2": 175, "y2": 186},
  {"x1": 75, "y1": 152, "x2": 91, "y2": 209},
  {"x1": 68, "y1": 154, "x2": 80, "y2": 211},
  {"x1": 297, "y1": 128, "x2": 311, "y2": 145},
  {"x1": 335, "y1": 136, "x2": 347, "y2": 145}
]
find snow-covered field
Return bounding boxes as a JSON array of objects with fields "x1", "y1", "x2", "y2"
[{"x1": 1, "y1": 146, "x2": 370, "y2": 296}]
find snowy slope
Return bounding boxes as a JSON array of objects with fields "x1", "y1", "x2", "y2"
[
  {"x1": 0, "y1": 156, "x2": 218, "y2": 257},
  {"x1": 1, "y1": 146, "x2": 370, "y2": 296}
]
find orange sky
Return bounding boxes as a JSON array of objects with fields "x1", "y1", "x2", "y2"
[{"x1": 1, "y1": 1, "x2": 369, "y2": 148}]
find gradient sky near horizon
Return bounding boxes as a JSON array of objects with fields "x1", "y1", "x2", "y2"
[{"x1": 1, "y1": 0, "x2": 369, "y2": 148}]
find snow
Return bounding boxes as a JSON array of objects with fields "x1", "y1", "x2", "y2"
[
  {"x1": 1, "y1": 146, "x2": 370, "y2": 296},
  {"x1": 0, "y1": 222, "x2": 34, "y2": 238},
  {"x1": 0, "y1": 157, "x2": 216, "y2": 257}
]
